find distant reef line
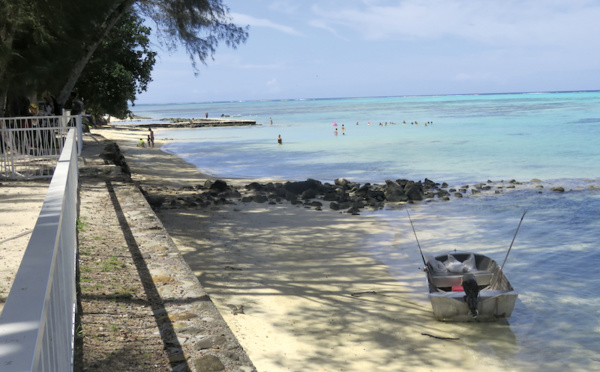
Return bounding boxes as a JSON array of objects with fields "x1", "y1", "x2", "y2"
[{"x1": 112, "y1": 116, "x2": 257, "y2": 128}]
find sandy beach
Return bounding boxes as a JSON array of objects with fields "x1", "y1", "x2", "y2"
[
  {"x1": 96, "y1": 126, "x2": 513, "y2": 372},
  {"x1": 0, "y1": 180, "x2": 49, "y2": 314}
]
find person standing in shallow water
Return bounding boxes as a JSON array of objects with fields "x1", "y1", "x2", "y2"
[{"x1": 277, "y1": 134, "x2": 282, "y2": 145}]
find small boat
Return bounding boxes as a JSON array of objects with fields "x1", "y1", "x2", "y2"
[{"x1": 425, "y1": 253, "x2": 518, "y2": 322}]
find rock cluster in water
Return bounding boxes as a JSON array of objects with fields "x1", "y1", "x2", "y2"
[
  {"x1": 141, "y1": 176, "x2": 586, "y2": 215},
  {"x1": 143, "y1": 177, "x2": 462, "y2": 215}
]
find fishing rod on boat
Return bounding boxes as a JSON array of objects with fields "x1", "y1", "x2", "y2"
[
  {"x1": 500, "y1": 211, "x2": 527, "y2": 272},
  {"x1": 490, "y1": 210, "x2": 526, "y2": 290},
  {"x1": 406, "y1": 207, "x2": 428, "y2": 268}
]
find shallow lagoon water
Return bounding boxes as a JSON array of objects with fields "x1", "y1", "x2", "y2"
[
  {"x1": 367, "y1": 187, "x2": 600, "y2": 371},
  {"x1": 133, "y1": 91, "x2": 600, "y2": 371}
]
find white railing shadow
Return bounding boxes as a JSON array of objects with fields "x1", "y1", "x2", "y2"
[{"x1": 0, "y1": 129, "x2": 78, "y2": 371}]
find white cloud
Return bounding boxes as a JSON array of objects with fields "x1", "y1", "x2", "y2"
[
  {"x1": 308, "y1": 19, "x2": 348, "y2": 40},
  {"x1": 231, "y1": 13, "x2": 304, "y2": 36},
  {"x1": 310, "y1": 0, "x2": 600, "y2": 48}
]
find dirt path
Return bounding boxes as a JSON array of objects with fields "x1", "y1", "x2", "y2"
[{"x1": 75, "y1": 134, "x2": 255, "y2": 371}]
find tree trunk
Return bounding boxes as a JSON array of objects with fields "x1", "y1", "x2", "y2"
[
  {"x1": 0, "y1": 7, "x2": 16, "y2": 117},
  {"x1": 57, "y1": 0, "x2": 136, "y2": 106}
]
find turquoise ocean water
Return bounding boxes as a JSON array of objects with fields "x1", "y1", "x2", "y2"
[{"x1": 132, "y1": 91, "x2": 600, "y2": 371}]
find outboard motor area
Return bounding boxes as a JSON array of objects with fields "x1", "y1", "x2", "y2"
[{"x1": 462, "y1": 273, "x2": 480, "y2": 317}]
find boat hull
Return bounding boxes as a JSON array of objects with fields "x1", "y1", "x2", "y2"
[
  {"x1": 426, "y1": 253, "x2": 517, "y2": 322},
  {"x1": 429, "y1": 290, "x2": 518, "y2": 322}
]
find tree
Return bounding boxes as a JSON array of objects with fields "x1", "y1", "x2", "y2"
[
  {"x1": 0, "y1": 0, "x2": 54, "y2": 115},
  {"x1": 56, "y1": 0, "x2": 248, "y2": 106},
  {"x1": 0, "y1": 0, "x2": 248, "y2": 116},
  {"x1": 75, "y1": 11, "x2": 156, "y2": 118}
]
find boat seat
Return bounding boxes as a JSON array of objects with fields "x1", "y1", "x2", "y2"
[{"x1": 430, "y1": 270, "x2": 494, "y2": 288}]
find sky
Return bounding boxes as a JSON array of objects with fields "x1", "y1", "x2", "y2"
[{"x1": 136, "y1": 0, "x2": 600, "y2": 104}]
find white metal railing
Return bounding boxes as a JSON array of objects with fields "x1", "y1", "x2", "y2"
[
  {"x1": 0, "y1": 113, "x2": 82, "y2": 179},
  {"x1": 0, "y1": 129, "x2": 78, "y2": 371}
]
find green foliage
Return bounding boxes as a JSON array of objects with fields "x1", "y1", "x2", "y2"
[
  {"x1": 100, "y1": 256, "x2": 126, "y2": 272},
  {"x1": 1, "y1": 0, "x2": 121, "y2": 114},
  {"x1": 75, "y1": 11, "x2": 157, "y2": 118},
  {"x1": 0, "y1": 0, "x2": 248, "y2": 117},
  {"x1": 76, "y1": 218, "x2": 88, "y2": 232}
]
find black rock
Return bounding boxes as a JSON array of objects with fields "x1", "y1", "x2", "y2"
[
  {"x1": 301, "y1": 188, "x2": 318, "y2": 200},
  {"x1": 284, "y1": 178, "x2": 322, "y2": 194},
  {"x1": 405, "y1": 184, "x2": 424, "y2": 201},
  {"x1": 347, "y1": 206, "x2": 361, "y2": 215},
  {"x1": 209, "y1": 179, "x2": 229, "y2": 193},
  {"x1": 323, "y1": 191, "x2": 341, "y2": 202},
  {"x1": 253, "y1": 195, "x2": 268, "y2": 203},
  {"x1": 245, "y1": 182, "x2": 265, "y2": 191},
  {"x1": 146, "y1": 195, "x2": 165, "y2": 208},
  {"x1": 384, "y1": 180, "x2": 408, "y2": 202}
]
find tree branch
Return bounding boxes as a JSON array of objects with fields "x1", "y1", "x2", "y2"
[{"x1": 57, "y1": 0, "x2": 136, "y2": 106}]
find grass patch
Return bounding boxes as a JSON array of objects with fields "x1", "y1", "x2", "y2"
[
  {"x1": 76, "y1": 218, "x2": 88, "y2": 232},
  {"x1": 76, "y1": 325, "x2": 85, "y2": 337},
  {"x1": 100, "y1": 256, "x2": 126, "y2": 272}
]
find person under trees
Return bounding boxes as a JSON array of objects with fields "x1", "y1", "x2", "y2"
[{"x1": 0, "y1": 0, "x2": 248, "y2": 117}]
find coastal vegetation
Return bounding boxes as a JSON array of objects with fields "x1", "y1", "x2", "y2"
[{"x1": 0, "y1": 0, "x2": 248, "y2": 118}]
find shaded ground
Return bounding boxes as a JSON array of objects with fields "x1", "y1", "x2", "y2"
[
  {"x1": 75, "y1": 177, "x2": 172, "y2": 371},
  {"x1": 74, "y1": 134, "x2": 255, "y2": 372}
]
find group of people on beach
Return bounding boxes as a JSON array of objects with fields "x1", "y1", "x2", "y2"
[{"x1": 138, "y1": 128, "x2": 154, "y2": 148}]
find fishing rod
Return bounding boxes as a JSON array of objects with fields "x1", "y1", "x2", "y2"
[
  {"x1": 490, "y1": 210, "x2": 526, "y2": 290},
  {"x1": 406, "y1": 207, "x2": 427, "y2": 268},
  {"x1": 500, "y1": 211, "x2": 527, "y2": 272}
]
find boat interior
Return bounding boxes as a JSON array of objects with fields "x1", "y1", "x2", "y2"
[{"x1": 427, "y1": 253, "x2": 507, "y2": 293}]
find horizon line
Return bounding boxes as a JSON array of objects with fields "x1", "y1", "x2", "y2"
[{"x1": 134, "y1": 89, "x2": 600, "y2": 107}]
